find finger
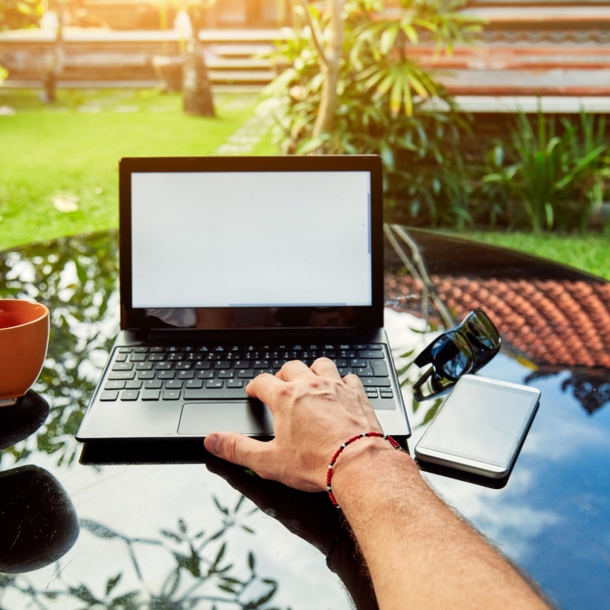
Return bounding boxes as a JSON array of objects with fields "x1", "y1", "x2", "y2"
[
  {"x1": 310, "y1": 357, "x2": 342, "y2": 380},
  {"x1": 204, "y1": 432, "x2": 276, "y2": 477},
  {"x1": 276, "y1": 359, "x2": 313, "y2": 382},
  {"x1": 342, "y1": 373, "x2": 365, "y2": 390},
  {"x1": 246, "y1": 373, "x2": 284, "y2": 407}
]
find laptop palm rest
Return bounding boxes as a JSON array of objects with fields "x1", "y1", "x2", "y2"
[{"x1": 178, "y1": 400, "x2": 274, "y2": 436}]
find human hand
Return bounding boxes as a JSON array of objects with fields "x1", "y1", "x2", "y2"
[{"x1": 203, "y1": 358, "x2": 387, "y2": 492}]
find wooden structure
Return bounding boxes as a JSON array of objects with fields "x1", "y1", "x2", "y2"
[{"x1": 1, "y1": 2, "x2": 610, "y2": 107}]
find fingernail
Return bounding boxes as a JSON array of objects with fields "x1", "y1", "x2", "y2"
[{"x1": 206, "y1": 433, "x2": 221, "y2": 456}]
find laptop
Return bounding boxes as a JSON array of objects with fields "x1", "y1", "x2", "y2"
[{"x1": 76, "y1": 155, "x2": 411, "y2": 442}]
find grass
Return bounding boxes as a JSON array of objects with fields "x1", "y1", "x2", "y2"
[
  {"x1": 440, "y1": 231, "x2": 610, "y2": 281},
  {"x1": 0, "y1": 87, "x2": 608, "y2": 281},
  {"x1": 0, "y1": 88, "x2": 277, "y2": 250}
]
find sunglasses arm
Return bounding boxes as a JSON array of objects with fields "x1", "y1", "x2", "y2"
[{"x1": 412, "y1": 365, "x2": 435, "y2": 393}]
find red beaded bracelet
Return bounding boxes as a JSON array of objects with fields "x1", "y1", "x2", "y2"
[{"x1": 326, "y1": 431, "x2": 403, "y2": 509}]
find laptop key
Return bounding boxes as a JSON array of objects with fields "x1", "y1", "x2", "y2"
[
  {"x1": 215, "y1": 361, "x2": 231, "y2": 369},
  {"x1": 138, "y1": 371, "x2": 155, "y2": 380},
  {"x1": 186, "y1": 379, "x2": 204, "y2": 389},
  {"x1": 357, "y1": 369, "x2": 373, "y2": 377},
  {"x1": 371, "y1": 361, "x2": 388, "y2": 377},
  {"x1": 218, "y1": 370, "x2": 234, "y2": 379},
  {"x1": 115, "y1": 354, "x2": 128, "y2": 362},
  {"x1": 195, "y1": 361, "x2": 212, "y2": 370},
  {"x1": 158, "y1": 371, "x2": 175, "y2": 380},
  {"x1": 350, "y1": 359, "x2": 367, "y2": 368},
  {"x1": 175, "y1": 362, "x2": 192, "y2": 370},
  {"x1": 237, "y1": 369, "x2": 254, "y2": 379},
  {"x1": 109, "y1": 371, "x2": 136, "y2": 380},
  {"x1": 141, "y1": 390, "x2": 161, "y2": 401},
  {"x1": 197, "y1": 370, "x2": 214, "y2": 379},
  {"x1": 112, "y1": 362, "x2": 134, "y2": 371},
  {"x1": 358, "y1": 350, "x2": 384, "y2": 359},
  {"x1": 136, "y1": 362, "x2": 154, "y2": 370},
  {"x1": 163, "y1": 390, "x2": 181, "y2": 400},
  {"x1": 121, "y1": 390, "x2": 139, "y2": 401},
  {"x1": 104, "y1": 380, "x2": 125, "y2": 390},
  {"x1": 166, "y1": 380, "x2": 183, "y2": 389},
  {"x1": 178, "y1": 370, "x2": 195, "y2": 380},
  {"x1": 149, "y1": 354, "x2": 165, "y2": 361},
  {"x1": 206, "y1": 380, "x2": 223, "y2": 389},
  {"x1": 227, "y1": 379, "x2": 244, "y2": 388},
  {"x1": 100, "y1": 390, "x2": 119, "y2": 401},
  {"x1": 125, "y1": 380, "x2": 143, "y2": 390},
  {"x1": 362, "y1": 378, "x2": 391, "y2": 388},
  {"x1": 156, "y1": 362, "x2": 172, "y2": 370},
  {"x1": 145, "y1": 380, "x2": 163, "y2": 389},
  {"x1": 134, "y1": 347, "x2": 148, "y2": 353},
  {"x1": 184, "y1": 388, "x2": 248, "y2": 400},
  {"x1": 130, "y1": 353, "x2": 147, "y2": 362}
]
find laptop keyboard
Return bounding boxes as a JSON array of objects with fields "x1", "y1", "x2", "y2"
[{"x1": 98, "y1": 343, "x2": 395, "y2": 404}]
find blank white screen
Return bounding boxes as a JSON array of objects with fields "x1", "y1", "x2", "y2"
[
  {"x1": 418, "y1": 378, "x2": 538, "y2": 467},
  {"x1": 131, "y1": 171, "x2": 372, "y2": 308}
]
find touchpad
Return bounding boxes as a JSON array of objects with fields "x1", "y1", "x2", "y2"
[{"x1": 178, "y1": 400, "x2": 274, "y2": 436}]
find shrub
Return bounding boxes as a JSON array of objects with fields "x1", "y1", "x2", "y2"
[
  {"x1": 481, "y1": 109, "x2": 610, "y2": 232},
  {"x1": 258, "y1": 0, "x2": 481, "y2": 226}
]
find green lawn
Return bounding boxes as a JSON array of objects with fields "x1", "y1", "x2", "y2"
[
  {"x1": 1, "y1": 88, "x2": 608, "y2": 281},
  {"x1": 441, "y1": 231, "x2": 610, "y2": 281},
  {"x1": 0, "y1": 88, "x2": 276, "y2": 250}
]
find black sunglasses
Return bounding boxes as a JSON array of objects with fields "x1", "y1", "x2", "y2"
[{"x1": 413, "y1": 309, "x2": 501, "y2": 397}]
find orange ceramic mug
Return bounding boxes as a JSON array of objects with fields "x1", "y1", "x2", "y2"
[{"x1": 0, "y1": 299, "x2": 50, "y2": 407}]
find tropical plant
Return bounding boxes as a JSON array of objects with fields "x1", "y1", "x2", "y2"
[
  {"x1": 259, "y1": 0, "x2": 482, "y2": 225},
  {"x1": 482, "y1": 108, "x2": 609, "y2": 232},
  {"x1": 0, "y1": 0, "x2": 43, "y2": 30}
]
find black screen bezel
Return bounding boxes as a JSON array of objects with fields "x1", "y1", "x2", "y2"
[{"x1": 119, "y1": 155, "x2": 384, "y2": 331}]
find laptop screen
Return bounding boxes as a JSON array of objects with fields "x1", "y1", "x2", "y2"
[
  {"x1": 119, "y1": 156, "x2": 383, "y2": 331},
  {"x1": 130, "y1": 171, "x2": 372, "y2": 309}
]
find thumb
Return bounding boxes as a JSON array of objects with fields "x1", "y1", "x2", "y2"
[{"x1": 204, "y1": 432, "x2": 274, "y2": 475}]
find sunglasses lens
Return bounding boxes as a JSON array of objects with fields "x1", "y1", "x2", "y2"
[
  {"x1": 430, "y1": 331, "x2": 472, "y2": 379},
  {"x1": 466, "y1": 310, "x2": 500, "y2": 350}
]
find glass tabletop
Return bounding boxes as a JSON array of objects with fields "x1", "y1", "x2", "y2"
[{"x1": 1, "y1": 228, "x2": 609, "y2": 609}]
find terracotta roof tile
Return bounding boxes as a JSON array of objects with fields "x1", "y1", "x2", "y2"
[{"x1": 385, "y1": 274, "x2": 610, "y2": 369}]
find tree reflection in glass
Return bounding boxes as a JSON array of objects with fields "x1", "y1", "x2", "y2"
[
  {"x1": 0, "y1": 231, "x2": 120, "y2": 467},
  {"x1": 0, "y1": 493, "x2": 286, "y2": 609}
]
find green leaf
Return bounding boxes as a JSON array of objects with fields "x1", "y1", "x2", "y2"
[
  {"x1": 213, "y1": 496, "x2": 229, "y2": 516},
  {"x1": 390, "y1": 78, "x2": 403, "y2": 116},
  {"x1": 105, "y1": 574, "x2": 121, "y2": 596},
  {"x1": 544, "y1": 202, "x2": 554, "y2": 230},
  {"x1": 401, "y1": 24, "x2": 418, "y2": 44},
  {"x1": 380, "y1": 25, "x2": 399, "y2": 54},
  {"x1": 213, "y1": 542, "x2": 227, "y2": 569}
]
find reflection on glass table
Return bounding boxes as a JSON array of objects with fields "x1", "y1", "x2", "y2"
[{"x1": 0, "y1": 228, "x2": 609, "y2": 610}]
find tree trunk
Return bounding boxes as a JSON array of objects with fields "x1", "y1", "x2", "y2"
[
  {"x1": 183, "y1": 38, "x2": 215, "y2": 117},
  {"x1": 312, "y1": 0, "x2": 344, "y2": 137}
]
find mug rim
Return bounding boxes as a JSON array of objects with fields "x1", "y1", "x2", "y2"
[{"x1": 0, "y1": 299, "x2": 49, "y2": 330}]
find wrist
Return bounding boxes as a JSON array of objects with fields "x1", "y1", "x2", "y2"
[
  {"x1": 326, "y1": 431, "x2": 402, "y2": 502},
  {"x1": 331, "y1": 438, "x2": 417, "y2": 509}
]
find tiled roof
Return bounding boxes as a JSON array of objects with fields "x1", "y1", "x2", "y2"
[{"x1": 385, "y1": 274, "x2": 610, "y2": 370}]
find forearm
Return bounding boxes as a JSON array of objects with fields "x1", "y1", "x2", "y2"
[{"x1": 333, "y1": 441, "x2": 549, "y2": 610}]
